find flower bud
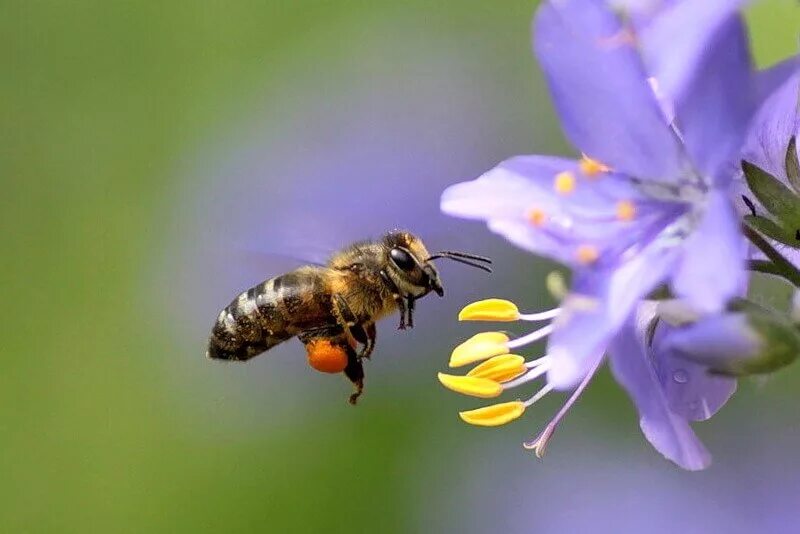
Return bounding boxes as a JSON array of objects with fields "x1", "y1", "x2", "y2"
[{"x1": 666, "y1": 308, "x2": 800, "y2": 376}]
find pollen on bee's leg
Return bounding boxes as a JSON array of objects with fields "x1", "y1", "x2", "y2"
[
  {"x1": 306, "y1": 339, "x2": 350, "y2": 373},
  {"x1": 459, "y1": 299, "x2": 520, "y2": 322},
  {"x1": 579, "y1": 154, "x2": 610, "y2": 177},
  {"x1": 553, "y1": 171, "x2": 576, "y2": 195},
  {"x1": 459, "y1": 401, "x2": 526, "y2": 427}
]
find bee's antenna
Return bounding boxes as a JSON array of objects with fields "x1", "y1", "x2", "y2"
[
  {"x1": 428, "y1": 251, "x2": 493, "y2": 273},
  {"x1": 430, "y1": 250, "x2": 492, "y2": 263}
]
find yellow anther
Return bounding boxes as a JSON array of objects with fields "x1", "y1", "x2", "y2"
[
  {"x1": 579, "y1": 154, "x2": 610, "y2": 177},
  {"x1": 437, "y1": 373, "x2": 503, "y2": 398},
  {"x1": 576, "y1": 245, "x2": 600, "y2": 265},
  {"x1": 554, "y1": 171, "x2": 576, "y2": 195},
  {"x1": 615, "y1": 200, "x2": 636, "y2": 221},
  {"x1": 467, "y1": 354, "x2": 527, "y2": 382},
  {"x1": 449, "y1": 332, "x2": 510, "y2": 368},
  {"x1": 458, "y1": 299, "x2": 520, "y2": 322},
  {"x1": 526, "y1": 208, "x2": 547, "y2": 227},
  {"x1": 459, "y1": 401, "x2": 526, "y2": 427}
]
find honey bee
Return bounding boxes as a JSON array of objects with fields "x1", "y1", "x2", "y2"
[{"x1": 207, "y1": 230, "x2": 491, "y2": 404}]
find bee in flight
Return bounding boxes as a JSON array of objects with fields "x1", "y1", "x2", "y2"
[{"x1": 207, "y1": 230, "x2": 491, "y2": 404}]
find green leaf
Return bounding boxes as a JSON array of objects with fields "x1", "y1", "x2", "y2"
[
  {"x1": 744, "y1": 215, "x2": 800, "y2": 249},
  {"x1": 786, "y1": 136, "x2": 800, "y2": 194},
  {"x1": 742, "y1": 159, "x2": 800, "y2": 229}
]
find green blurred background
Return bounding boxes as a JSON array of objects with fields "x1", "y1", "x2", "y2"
[{"x1": 3, "y1": 1, "x2": 799, "y2": 532}]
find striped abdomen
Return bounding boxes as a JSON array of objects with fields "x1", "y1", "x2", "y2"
[{"x1": 207, "y1": 267, "x2": 334, "y2": 361}]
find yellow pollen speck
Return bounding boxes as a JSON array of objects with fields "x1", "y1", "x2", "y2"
[
  {"x1": 467, "y1": 354, "x2": 527, "y2": 382},
  {"x1": 459, "y1": 299, "x2": 520, "y2": 322},
  {"x1": 526, "y1": 208, "x2": 547, "y2": 227},
  {"x1": 449, "y1": 332, "x2": 510, "y2": 368},
  {"x1": 576, "y1": 245, "x2": 600, "y2": 265},
  {"x1": 459, "y1": 401, "x2": 526, "y2": 427},
  {"x1": 579, "y1": 155, "x2": 610, "y2": 177},
  {"x1": 554, "y1": 171, "x2": 576, "y2": 195},
  {"x1": 616, "y1": 200, "x2": 636, "y2": 221},
  {"x1": 437, "y1": 373, "x2": 503, "y2": 398}
]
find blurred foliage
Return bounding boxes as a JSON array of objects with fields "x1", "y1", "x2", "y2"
[{"x1": 2, "y1": 1, "x2": 799, "y2": 532}]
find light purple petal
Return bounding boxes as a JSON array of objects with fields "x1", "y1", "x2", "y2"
[
  {"x1": 742, "y1": 71, "x2": 800, "y2": 185},
  {"x1": 533, "y1": 0, "x2": 685, "y2": 181},
  {"x1": 672, "y1": 190, "x2": 746, "y2": 314},
  {"x1": 609, "y1": 319, "x2": 711, "y2": 470},
  {"x1": 441, "y1": 155, "x2": 684, "y2": 267},
  {"x1": 547, "y1": 239, "x2": 680, "y2": 389},
  {"x1": 651, "y1": 322, "x2": 737, "y2": 422}
]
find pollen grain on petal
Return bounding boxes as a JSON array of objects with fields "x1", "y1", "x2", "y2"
[
  {"x1": 459, "y1": 299, "x2": 520, "y2": 322},
  {"x1": 579, "y1": 154, "x2": 610, "y2": 177},
  {"x1": 437, "y1": 373, "x2": 503, "y2": 398},
  {"x1": 526, "y1": 208, "x2": 547, "y2": 227},
  {"x1": 615, "y1": 200, "x2": 636, "y2": 221},
  {"x1": 554, "y1": 171, "x2": 576, "y2": 195},
  {"x1": 449, "y1": 332, "x2": 510, "y2": 367},
  {"x1": 576, "y1": 244, "x2": 600, "y2": 265},
  {"x1": 459, "y1": 401, "x2": 526, "y2": 427},
  {"x1": 467, "y1": 354, "x2": 527, "y2": 382}
]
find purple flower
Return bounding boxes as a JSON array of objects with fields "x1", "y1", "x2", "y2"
[{"x1": 437, "y1": 0, "x2": 796, "y2": 468}]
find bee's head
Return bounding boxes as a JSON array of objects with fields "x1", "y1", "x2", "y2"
[
  {"x1": 382, "y1": 231, "x2": 444, "y2": 298},
  {"x1": 382, "y1": 231, "x2": 492, "y2": 299}
]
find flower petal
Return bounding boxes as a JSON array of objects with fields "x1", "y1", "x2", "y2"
[
  {"x1": 643, "y1": 0, "x2": 755, "y2": 179},
  {"x1": 742, "y1": 71, "x2": 800, "y2": 186},
  {"x1": 533, "y1": 0, "x2": 685, "y2": 181},
  {"x1": 609, "y1": 319, "x2": 711, "y2": 471},
  {"x1": 672, "y1": 190, "x2": 746, "y2": 314},
  {"x1": 547, "y1": 239, "x2": 680, "y2": 389},
  {"x1": 651, "y1": 321, "x2": 737, "y2": 422},
  {"x1": 442, "y1": 155, "x2": 686, "y2": 267}
]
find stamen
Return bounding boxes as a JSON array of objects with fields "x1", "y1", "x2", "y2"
[
  {"x1": 467, "y1": 354, "x2": 527, "y2": 382},
  {"x1": 523, "y1": 383, "x2": 554, "y2": 407},
  {"x1": 579, "y1": 154, "x2": 610, "y2": 177},
  {"x1": 554, "y1": 171, "x2": 576, "y2": 195},
  {"x1": 526, "y1": 208, "x2": 547, "y2": 227},
  {"x1": 524, "y1": 355, "x2": 550, "y2": 368},
  {"x1": 523, "y1": 355, "x2": 603, "y2": 457},
  {"x1": 519, "y1": 308, "x2": 561, "y2": 321},
  {"x1": 499, "y1": 363, "x2": 549, "y2": 389},
  {"x1": 576, "y1": 244, "x2": 599, "y2": 265},
  {"x1": 449, "y1": 332, "x2": 510, "y2": 368},
  {"x1": 507, "y1": 324, "x2": 553, "y2": 349},
  {"x1": 437, "y1": 373, "x2": 503, "y2": 398},
  {"x1": 459, "y1": 401, "x2": 525, "y2": 427},
  {"x1": 615, "y1": 200, "x2": 636, "y2": 221},
  {"x1": 458, "y1": 299, "x2": 520, "y2": 322}
]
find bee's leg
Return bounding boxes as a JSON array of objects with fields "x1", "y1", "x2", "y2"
[
  {"x1": 332, "y1": 294, "x2": 361, "y2": 348},
  {"x1": 343, "y1": 348, "x2": 365, "y2": 405},
  {"x1": 406, "y1": 297, "x2": 416, "y2": 329},
  {"x1": 350, "y1": 323, "x2": 376, "y2": 360},
  {"x1": 380, "y1": 270, "x2": 408, "y2": 330}
]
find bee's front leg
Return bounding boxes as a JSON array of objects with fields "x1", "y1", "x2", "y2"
[
  {"x1": 406, "y1": 297, "x2": 416, "y2": 329},
  {"x1": 396, "y1": 296, "x2": 407, "y2": 330}
]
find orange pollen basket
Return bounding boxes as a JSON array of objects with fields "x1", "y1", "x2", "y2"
[{"x1": 306, "y1": 339, "x2": 349, "y2": 373}]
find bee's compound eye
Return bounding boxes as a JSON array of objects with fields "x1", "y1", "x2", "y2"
[
  {"x1": 390, "y1": 248, "x2": 416, "y2": 271},
  {"x1": 306, "y1": 339, "x2": 349, "y2": 373}
]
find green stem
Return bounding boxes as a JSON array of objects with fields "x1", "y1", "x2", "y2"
[{"x1": 743, "y1": 225, "x2": 800, "y2": 287}]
